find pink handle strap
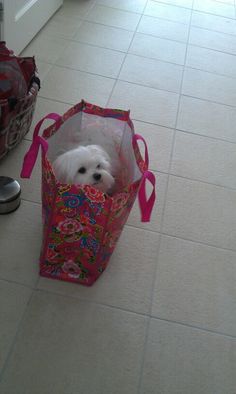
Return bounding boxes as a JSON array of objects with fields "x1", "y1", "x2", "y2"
[
  {"x1": 132, "y1": 134, "x2": 149, "y2": 168},
  {"x1": 138, "y1": 170, "x2": 156, "y2": 222},
  {"x1": 133, "y1": 134, "x2": 156, "y2": 221},
  {"x1": 21, "y1": 113, "x2": 60, "y2": 178}
]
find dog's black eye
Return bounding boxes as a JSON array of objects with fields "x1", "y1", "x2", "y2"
[
  {"x1": 97, "y1": 164, "x2": 101, "y2": 169},
  {"x1": 78, "y1": 167, "x2": 86, "y2": 174}
]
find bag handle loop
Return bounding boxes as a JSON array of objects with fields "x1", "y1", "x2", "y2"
[
  {"x1": 138, "y1": 170, "x2": 156, "y2": 222},
  {"x1": 132, "y1": 134, "x2": 156, "y2": 222},
  {"x1": 132, "y1": 133, "x2": 149, "y2": 168},
  {"x1": 21, "y1": 113, "x2": 60, "y2": 178}
]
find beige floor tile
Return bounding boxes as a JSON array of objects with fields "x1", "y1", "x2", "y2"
[
  {"x1": 152, "y1": 235, "x2": 236, "y2": 336},
  {"x1": 57, "y1": 41, "x2": 125, "y2": 78},
  {"x1": 140, "y1": 319, "x2": 236, "y2": 394},
  {"x1": 109, "y1": 81, "x2": 179, "y2": 128},
  {"x1": 0, "y1": 201, "x2": 41, "y2": 286},
  {"x1": 27, "y1": 97, "x2": 71, "y2": 141},
  {"x1": 0, "y1": 280, "x2": 32, "y2": 371},
  {"x1": 1, "y1": 140, "x2": 41, "y2": 204},
  {"x1": 74, "y1": 21, "x2": 134, "y2": 51},
  {"x1": 171, "y1": 131, "x2": 236, "y2": 188},
  {"x1": 186, "y1": 45, "x2": 236, "y2": 78},
  {"x1": 97, "y1": 0, "x2": 147, "y2": 13},
  {"x1": 86, "y1": 5, "x2": 141, "y2": 30},
  {"x1": 132, "y1": 120, "x2": 174, "y2": 173},
  {"x1": 119, "y1": 54, "x2": 183, "y2": 92},
  {"x1": 189, "y1": 26, "x2": 236, "y2": 55},
  {"x1": 127, "y1": 172, "x2": 168, "y2": 232},
  {"x1": 182, "y1": 67, "x2": 236, "y2": 106},
  {"x1": 21, "y1": 31, "x2": 68, "y2": 64},
  {"x1": 36, "y1": 61, "x2": 53, "y2": 81},
  {"x1": 213, "y1": 0, "x2": 234, "y2": 4},
  {"x1": 130, "y1": 33, "x2": 186, "y2": 65},
  {"x1": 191, "y1": 11, "x2": 236, "y2": 35},
  {"x1": 152, "y1": 0, "x2": 193, "y2": 7},
  {"x1": 40, "y1": 13, "x2": 82, "y2": 39},
  {"x1": 138, "y1": 15, "x2": 189, "y2": 42},
  {"x1": 193, "y1": 0, "x2": 235, "y2": 18},
  {"x1": 38, "y1": 226, "x2": 159, "y2": 314},
  {"x1": 40, "y1": 65, "x2": 115, "y2": 106},
  {"x1": 0, "y1": 291, "x2": 147, "y2": 394},
  {"x1": 145, "y1": 1, "x2": 191, "y2": 23},
  {"x1": 57, "y1": 0, "x2": 96, "y2": 19},
  {"x1": 163, "y1": 176, "x2": 236, "y2": 250},
  {"x1": 177, "y1": 95, "x2": 236, "y2": 143}
]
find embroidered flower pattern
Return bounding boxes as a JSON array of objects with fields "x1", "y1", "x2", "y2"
[
  {"x1": 57, "y1": 219, "x2": 82, "y2": 235},
  {"x1": 62, "y1": 260, "x2": 81, "y2": 278},
  {"x1": 83, "y1": 185, "x2": 106, "y2": 203}
]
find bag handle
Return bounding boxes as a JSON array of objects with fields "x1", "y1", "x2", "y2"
[
  {"x1": 133, "y1": 134, "x2": 156, "y2": 222},
  {"x1": 138, "y1": 170, "x2": 156, "y2": 222},
  {"x1": 0, "y1": 42, "x2": 14, "y2": 56},
  {"x1": 132, "y1": 133, "x2": 149, "y2": 168},
  {"x1": 21, "y1": 113, "x2": 60, "y2": 179}
]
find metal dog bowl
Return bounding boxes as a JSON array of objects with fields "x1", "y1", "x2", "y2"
[{"x1": 0, "y1": 176, "x2": 21, "y2": 214}]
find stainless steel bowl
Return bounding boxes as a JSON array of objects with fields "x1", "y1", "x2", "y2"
[{"x1": 0, "y1": 176, "x2": 21, "y2": 214}]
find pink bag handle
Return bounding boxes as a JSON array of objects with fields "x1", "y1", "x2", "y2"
[
  {"x1": 21, "y1": 113, "x2": 60, "y2": 178},
  {"x1": 138, "y1": 170, "x2": 156, "y2": 222},
  {"x1": 133, "y1": 133, "x2": 149, "y2": 168},
  {"x1": 133, "y1": 134, "x2": 156, "y2": 222}
]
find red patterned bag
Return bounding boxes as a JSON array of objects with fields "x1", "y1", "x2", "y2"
[
  {"x1": 0, "y1": 42, "x2": 40, "y2": 159},
  {"x1": 21, "y1": 101, "x2": 156, "y2": 286}
]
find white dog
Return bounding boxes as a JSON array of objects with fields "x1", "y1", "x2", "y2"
[{"x1": 52, "y1": 145, "x2": 115, "y2": 193}]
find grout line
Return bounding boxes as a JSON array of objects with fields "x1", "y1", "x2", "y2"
[
  {"x1": 37, "y1": 94, "x2": 74, "y2": 106},
  {"x1": 149, "y1": 315, "x2": 236, "y2": 339},
  {"x1": 125, "y1": 222, "x2": 236, "y2": 255},
  {"x1": 42, "y1": 24, "x2": 236, "y2": 68},
  {"x1": 137, "y1": 3, "x2": 193, "y2": 392},
  {"x1": 77, "y1": 1, "x2": 236, "y2": 25},
  {"x1": 160, "y1": 231, "x2": 236, "y2": 254},
  {"x1": 0, "y1": 277, "x2": 35, "y2": 290},
  {"x1": 189, "y1": 40, "x2": 236, "y2": 58},
  {"x1": 38, "y1": 58, "x2": 236, "y2": 111},
  {"x1": 191, "y1": 24, "x2": 236, "y2": 39},
  {"x1": 91, "y1": 1, "x2": 147, "y2": 14},
  {"x1": 177, "y1": 92, "x2": 236, "y2": 109},
  {"x1": 0, "y1": 288, "x2": 35, "y2": 382},
  {"x1": 185, "y1": 63, "x2": 236, "y2": 81},
  {"x1": 138, "y1": 6, "x2": 194, "y2": 391},
  {"x1": 153, "y1": 4, "x2": 191, "y2": 229},
  {"x1": 105, "y1": 3, "x2": 144, "y2": 106},
  {"x1": 66, "y1": 36, "x2": 132, "y2": 54},
  {"x1": 21, "y1": 198, "x2": 41, "y2": 205},
  {"x1": 145, "y1": 7, "x2": 236, "y2": 21},
  {"x1": 47, "y1": 2, "x2": 236, "y2": 38},
  {"x1": 167, "y1": 172, "x2": 236, "y2": 191},
  {"x1": 149, "y1": 0, "x2": 193, "y2": 10},
  {"x1": 33, "y1": 286, "x2": 236, "y2": 339},
  {"x1": 58, "y1": 34, "x2": 236, "y2": 75}
]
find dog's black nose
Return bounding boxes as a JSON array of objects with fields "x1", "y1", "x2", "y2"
[{"x1": 93, "y1": 173, "x2": 101, "y2": 181}]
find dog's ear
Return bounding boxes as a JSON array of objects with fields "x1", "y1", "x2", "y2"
[{"x1": 53, "y1": 153, "x2": 71, "y2": 183}]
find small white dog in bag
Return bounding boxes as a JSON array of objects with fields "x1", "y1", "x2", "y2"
[{"x1": 52, "y1": 144, "x2": 115, "y2": 193}]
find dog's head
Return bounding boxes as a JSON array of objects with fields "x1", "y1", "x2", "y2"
[{"x1": 52, "y1": 145, "x2": 115, "y2": 193}]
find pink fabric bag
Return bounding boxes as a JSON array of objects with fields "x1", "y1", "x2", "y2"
[{"x1": 21, "y1": 101, "x2": 156, "y2": 286}]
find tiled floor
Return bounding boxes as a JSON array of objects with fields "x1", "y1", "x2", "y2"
[{"x1": 1, "y1": 0, "x2": 236, "y2": 393}]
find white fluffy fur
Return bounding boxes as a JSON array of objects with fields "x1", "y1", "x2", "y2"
[{"x1": 52, "y1": 145, "x2": 115, "y2": 193}]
